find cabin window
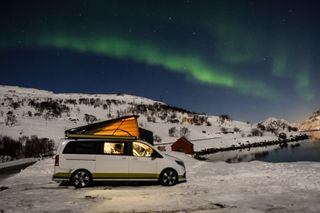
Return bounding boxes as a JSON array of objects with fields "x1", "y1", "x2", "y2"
[
  {"x1": 103, "y1": 142, "x2": 125, "y2": 155},
  {"x1": 63, "y1": 141, "x2": 96, "y2": 154},
  {"x1": 132, "y1": 142, "x2": 153, "y2": 157}
]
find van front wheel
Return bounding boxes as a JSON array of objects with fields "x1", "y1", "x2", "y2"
[
  {"x1": 159, "y1": 169, "x2": 178, "y2": 186},
  {"x1": 71, "y1": 170, "x2": 92, "y2": 188}
]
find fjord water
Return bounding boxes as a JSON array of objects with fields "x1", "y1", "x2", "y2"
[
  {"x1": 257, "y1": 140, "x2": 320, "y2": 163},
  {"x1": 206, "y1": 140, "x2": 320, "y2": 163}
]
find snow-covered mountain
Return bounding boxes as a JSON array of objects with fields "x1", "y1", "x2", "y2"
[
  {"x1": 300, "y1": 110, "x2": 320, "y2": 140},
  {"x1": 257, "y1": 117, "x2": 296, "y2": 132},
  {"x1": 0, "y1": 85, "x2": 299, "y2": 151}
]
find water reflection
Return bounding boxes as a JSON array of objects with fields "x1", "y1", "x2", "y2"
[{"x1": 206, "y1": 140, "x2": 320, "y2": 163}]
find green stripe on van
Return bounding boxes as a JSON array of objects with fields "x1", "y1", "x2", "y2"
[
  {"x1": 92, "y1": 173, "x2": 159, "y2": 179},
  {"x1": 53, "y1": 172, "x2": 186, "y2": 181},
  {"x1": 129, "y1": 173, "x2": 159, "y2": 179},
  {"x1": 53, "y1": 172, "x2": 71, "y2": 179}
]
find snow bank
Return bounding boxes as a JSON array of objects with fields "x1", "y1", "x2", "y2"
[{"x1": 1, "y1": 156, "x2": 320, "y2": 212}]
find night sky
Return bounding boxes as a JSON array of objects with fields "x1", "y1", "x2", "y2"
[{"x1": 1, "y1": 0, "x2": 320, "y2": 122}]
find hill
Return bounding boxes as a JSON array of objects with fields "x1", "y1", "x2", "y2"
[{"x1": 0, "y1": 85, "x2": 301, "y2": 155}]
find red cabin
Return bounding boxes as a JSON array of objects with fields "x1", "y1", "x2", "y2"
[{"x1": 171, "y1": 137, "x2": 194, "y2": 155}]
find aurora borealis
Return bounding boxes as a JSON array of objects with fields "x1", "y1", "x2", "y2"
[{"x1": 1, "y1": 0, "x2": 320, "y2": 122}]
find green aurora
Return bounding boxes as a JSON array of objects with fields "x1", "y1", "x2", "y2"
[
  {"x1": 1, "y1": 29, "x2": 314, "y2": 101},
  {"x1": 28, "y1": 33, "x2": 276, "y2": 99},
  {"x1": 0, "y1": 0, "x2": 317, "y2": 103}
]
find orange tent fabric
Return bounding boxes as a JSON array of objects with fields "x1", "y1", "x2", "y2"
[
  {"x1": 93, "y1": 116, "x2": 139, "y2": 137},
  {"x1": 65, "y1": 115, "x2": 140, "y2": 138}
]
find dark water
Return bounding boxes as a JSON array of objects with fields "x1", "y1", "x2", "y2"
[
  {"x1": 206, "y1": 140, "x2": 320, "y2": 163},
  {"x1": 259, "y1": 140, "x2": 320, "y2": 162}
]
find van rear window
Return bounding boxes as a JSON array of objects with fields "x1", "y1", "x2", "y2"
[{"x1": 63, "y1": 141, "x2": 96, "y2": 154}]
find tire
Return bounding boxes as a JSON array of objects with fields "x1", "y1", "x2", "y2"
[
  {"x1": 71, "y1": 169, "x2": 92, "y2": 188},
  {"x1": 159, "y1": 169, "x2": 178, "y2": 186}
]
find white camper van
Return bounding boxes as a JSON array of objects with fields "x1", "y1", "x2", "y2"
[{"x1": 53, "y1": 139, "x2": 186, "y2": 187}]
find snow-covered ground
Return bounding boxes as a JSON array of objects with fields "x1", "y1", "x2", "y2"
[{"x1": 1, "y1": 154, "x2": 320, "y2": 213}]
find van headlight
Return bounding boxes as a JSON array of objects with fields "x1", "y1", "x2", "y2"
[{"x1": 175, "y1": 160, "x2": 185, "y2": 168}]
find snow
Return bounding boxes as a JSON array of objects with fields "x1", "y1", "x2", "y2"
[
  {"x1": 1, "y1": 85, "x2": 316, "y2": 212},
  {"x1": 0, "y1": 85, "x2": 164, "y2": 142},
  {"x1": 0, "y1": 85, "x2": 302, "y2": 153},
  {"x1": 1, "y1": 156, "x2": 320, "y2": 212},
  {"x1": 260, "y1": 117, "x2": 291, "y2": 126}
]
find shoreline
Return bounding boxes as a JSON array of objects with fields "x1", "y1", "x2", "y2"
[{"x1": 194, "y1": 134, "x2": 309, "y2": 158}]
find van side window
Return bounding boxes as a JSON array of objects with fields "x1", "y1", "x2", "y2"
[
  {"x1": 103, "y1": 142, "x2": 125, "y2": 155},
  {"x1": 132, "y1": 142, "x2": 153, "y2": 157},
  {"x1": 63, "y1": 141, "x2": 96, "y2": 154}
]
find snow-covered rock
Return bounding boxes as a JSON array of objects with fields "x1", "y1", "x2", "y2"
[
  {"x1": 257, "y1": 117, "x2": 293, "y2": 132},
  {"x1": 300, "y1": 110, "x2": 320, "y2": 140}
]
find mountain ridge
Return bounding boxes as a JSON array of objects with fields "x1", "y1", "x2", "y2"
[{"x1": 0, "y1": 85, "x2": 301, "y2": 152}]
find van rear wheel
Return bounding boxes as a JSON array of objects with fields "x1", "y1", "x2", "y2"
[
  {"x1": 159, "y1": 169, "x2": 178, "y2": 186},
  {"x1": 71, "y1": 170, "x2": 92, "y2": 188}
]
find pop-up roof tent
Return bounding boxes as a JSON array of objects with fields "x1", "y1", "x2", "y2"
[{"x1": 65, "y1": 115, "x2": 154, "y2": 145}]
